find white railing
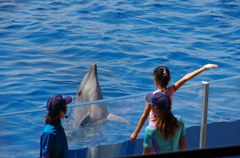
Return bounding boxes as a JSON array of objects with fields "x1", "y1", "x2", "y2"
[{"x1": 200, "y1": 81, "x2": 209, "y2": 149}]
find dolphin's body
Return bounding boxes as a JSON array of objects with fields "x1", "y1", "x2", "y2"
[{"x1": 71, "y1": 63, "x2": 130, "y2": 126}]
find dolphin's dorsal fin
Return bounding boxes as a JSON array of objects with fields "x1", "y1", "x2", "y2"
[
  {"x1": 107, "y1": 113, "x2": 130, "y2": 126},
  {"x1": 79, "y1": 114, "x2": 91, "y2": 126}
]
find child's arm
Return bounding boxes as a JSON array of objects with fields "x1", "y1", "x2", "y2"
[
  {"x1": 130, "y1": 103, "x2": 152, "y2": 142},
  {"x1": 173, "y1": 64, "x2": 218, "y2": 91}
]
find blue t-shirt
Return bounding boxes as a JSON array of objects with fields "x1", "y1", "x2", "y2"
[
  {"x1": 40, "y1": 123, "x2": 68, "y2": 158},
  {"x1": 143, "y1": 115, "x2": 186, "y2": 153}
]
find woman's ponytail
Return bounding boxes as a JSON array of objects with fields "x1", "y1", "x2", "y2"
[{"x1": 155, "y1": 109, "x2": 180, "y2": 142}]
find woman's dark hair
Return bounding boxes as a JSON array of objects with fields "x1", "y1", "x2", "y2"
[
  {"x1": 44, "y1": 106, "x2": 67, "y2": 125},
  {"x1": 44, "y1": 113, "x2": 60, "y2": 125},
  {"x1": 153, "y1": 66, "x2": 170, "y2": 91},
  {"x1": 155, "y1": 109, "x2": 180, "y2": 142}
]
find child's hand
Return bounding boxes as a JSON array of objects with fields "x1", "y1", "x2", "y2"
[
  {"x1": 130, "y1": 132, "x2": 137, "y2": 142},
  {"x1": 204, "y1": 64, "x2": 218, "y2": 69}
]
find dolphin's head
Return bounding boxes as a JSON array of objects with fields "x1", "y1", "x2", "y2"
[
  {"x1": 75, "y1": 63, "x2": 103, "y2": 104},
  {"x1": 67, "y1": 63, "x2": 130, "y2": 128}
]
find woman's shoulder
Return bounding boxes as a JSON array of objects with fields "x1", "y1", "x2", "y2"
[
  {"x1": 145, "y1": 122, "x2": 157, "y2": 133},
  {"x1": 43, "y1": 124, "x2": 58, "y2": 134},
  {"x1": 148, "y1": 122, "x2": 156, "y2": 128},
  {"x1": 174, "y1": 115, "x2": 184, "y2": 122},
  {"x1": 145, "y1": 122, "x2": 156, "y2": 130}
]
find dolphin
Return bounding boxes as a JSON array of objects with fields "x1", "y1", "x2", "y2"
[{"x1": 71, "y1": 63, "x2": 130, "y2": 126}]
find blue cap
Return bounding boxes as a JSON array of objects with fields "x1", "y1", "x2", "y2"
[
  {"x1": 145, "y1": 91, "x2": 171, "y2": 111},
  {"x1": 47, "y1": 94, "x2": 73, "y2": 115}
]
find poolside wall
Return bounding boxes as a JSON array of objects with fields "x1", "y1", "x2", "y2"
[{"x1": 69, "y1": 120, "x2": 240, "y2": 158}]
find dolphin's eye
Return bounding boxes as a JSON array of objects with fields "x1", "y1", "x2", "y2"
[{"x1": 78, "y1": 91, "x2": 82, "y2": 96}]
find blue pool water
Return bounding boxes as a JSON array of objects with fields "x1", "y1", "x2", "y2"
[{"x1": 0, "y1": 0, "x2": 240, "y2": 157}]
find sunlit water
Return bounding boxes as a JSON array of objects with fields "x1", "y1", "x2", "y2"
[{"x1": 0, "y1": 0, "x2": 240, "y2": 157}]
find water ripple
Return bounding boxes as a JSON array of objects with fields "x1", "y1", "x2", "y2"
[{"x1": 0, "y1": 0, "x2": 240, "y2": 156}]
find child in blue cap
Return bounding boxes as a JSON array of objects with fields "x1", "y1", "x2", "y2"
[
  {"x1": 40, "y1": 94, "x2": 73, "y2": 158},
  {"x1": 143, "y1": 91, "x2": 186, "y2": 154}
]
